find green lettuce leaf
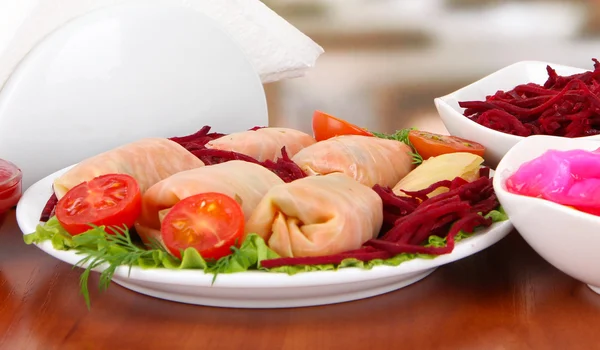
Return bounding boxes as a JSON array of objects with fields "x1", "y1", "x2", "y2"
[
  {"x1": 23, "y1": 216, "x2": 75, "y2": 250},
  {"x1": 484, "y1": 206, "x2": 508, "y2": 222},
  {"x1": 23, "y1": 208, "x2": 508, "y2": 278}
]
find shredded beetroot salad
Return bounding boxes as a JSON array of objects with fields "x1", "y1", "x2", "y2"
[
  {"x1": 40, "y1": 193, "x2": 58, "y2": 222},
  {"x1": 459, "y1": 58, "x2": 600, "y2": 137},
  {"x1": 260, "y1": 167, "x2": 498, "y2": 268},
  {"x1": 170, "y1": 126, "x2": 307, "y2": 183},
  {"x1": 168, "y1": 125, "x2": 226, "y2": 151}
]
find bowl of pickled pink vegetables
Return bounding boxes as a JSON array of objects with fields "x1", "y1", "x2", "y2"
[
  {"x1": 435, "y1": 59, "x2": 600, "y2": 169},
  {"x1": 493, "y1": 135, "x2": 600, "y2": 294}
]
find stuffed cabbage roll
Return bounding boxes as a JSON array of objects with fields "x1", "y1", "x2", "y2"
[
  {"x1": 291, "y1": 135, "x2": 414, "y2": 188},
  {"x1": 245, "y1": 173, "x2": 383, "y2": 258},
  {"x1": 205, "y1": 127, "x2": 316, "y2": 161},
  {"x1": 53, "y1": 138, "x2": 204, "y2": 199},
  {"x1": 135, "y1": 160, "x2": 284, "y2": 244}
]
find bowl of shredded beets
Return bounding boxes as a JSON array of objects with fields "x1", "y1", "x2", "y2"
[
  {"x1": 434, "y1": 59, "x2": 600, "y2": 168},
  {"x1": 493, "y1": 134, "x2": 600, "y2": 295}
]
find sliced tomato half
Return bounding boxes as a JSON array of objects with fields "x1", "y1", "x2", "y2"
[
  {"x1": 55, "y1": 174, "x2": 142, "y2": 235},
  {"x1": 161, "y1": 192, "x2": 245, "y2": 260},
  {"x1": 408, "y1": 130, "x2": 486, "y2": 160},
  {"x1": 312, "y1": 110, "x2": 373, "y2": 141}
]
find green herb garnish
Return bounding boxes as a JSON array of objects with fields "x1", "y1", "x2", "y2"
[
  {"x1": 73, "y1": 225, "x2": 168, "y2": 309},
  {"x1": 372, "y1": 128, "x2": 423, "y2": 164},
  {"x1": 206, "y1": 245, "x2": 254, "y2": 284},
  {"x1": 23, "y1": 208, "x2": 508, "y2": 308}
]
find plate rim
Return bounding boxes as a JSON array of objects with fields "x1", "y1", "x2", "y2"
[{"x1": 16, "y1": 164, "x2": 514, "y2": 289}]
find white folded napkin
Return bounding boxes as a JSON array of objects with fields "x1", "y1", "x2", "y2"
[{"x1": 0, "y1": 0, "x2": 324, "y2": 90}]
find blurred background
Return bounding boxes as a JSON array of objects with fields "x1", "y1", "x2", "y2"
[{"x1": 261, "y1": 0, "x2": 600, "y2": 135}]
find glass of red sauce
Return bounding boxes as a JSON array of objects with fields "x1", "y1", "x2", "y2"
[{"x1": 0, "y1": 159, "x2": 22, "y2": 227}]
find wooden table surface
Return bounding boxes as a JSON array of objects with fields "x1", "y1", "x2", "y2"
[{"x1": 1, "y1": 210, "x2": 598, "y2": 350}]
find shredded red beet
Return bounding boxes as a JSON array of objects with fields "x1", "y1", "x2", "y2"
[
  {"x1": 260, "y1": 174, "x2": 501, "y2": 268},
  {"x1": 260, "y1": 147, "x2": 308, "y2": 183},
  {"x1": 169, "y1": 125, "x2": 268, "y2": 150},
  {"x1": 372, "y1": 185, "x2": 418, "y2": 228},
  {"x1": 168, "y1": 126, "x2": 226, "y2": 151},
  {"x1": 192, "y1": 147, "x2": 307, "y2": 183},
  {"x1": 382, "y1": 199, "x2": 470, "y2": 243},
  {"x1": 458, "y1": 58, "x2": 600, "y2": 137},
  {"x1": 39, "y1": 193, "x2": 58, "y2": 222},
  {"x1": 365, "y1": 213, "x2": 492, "y2": 255},
  {"x1": 192, "y1": 148, "x2": 261, "y2": 165},
  {"x1": 399, "y1": 176, "x2": 469, "y2": 201},
  {"x1": 479, "y1": 167, "x2": 490, "y2": 178},
  {"x1": 169, "y1": 125, "x2": 306, "y2": 182}
]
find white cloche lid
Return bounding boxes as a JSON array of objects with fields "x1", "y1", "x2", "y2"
[{"x1": 0, "y1": 3, "x2": 270, "y2": 190}]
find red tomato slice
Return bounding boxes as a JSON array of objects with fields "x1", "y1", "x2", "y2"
[
  {"x1": 312, "y1": 110, "x2": 373, "y2": 141},
  {"x1": 56, "y1": 174, "x2": 142, "y2": 235},
  {"x1": 161, "y1": 192, "x2": 245, "y2": 260},
  {"x1": 408, "y1": 130, "x2": 486, "y2": 160}
]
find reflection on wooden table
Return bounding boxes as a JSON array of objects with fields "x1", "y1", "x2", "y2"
[{"x1": 2, "y1": 210, "x2": 600, "y2": 349}]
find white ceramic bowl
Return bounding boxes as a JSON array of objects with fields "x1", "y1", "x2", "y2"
[
  {"x1": 493, "y1": 135, "x2": 600, "y2": 294},
  {"x1": 434, "y1": 61, "x2": 600, "y2": 169}
]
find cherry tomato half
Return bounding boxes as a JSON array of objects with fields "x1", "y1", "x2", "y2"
[
  {"x1": 312, "y1": 110, "x2": 373, "y2": 141},
  {"x1": 408, "y1": 130, "x2": 486, "y2": 160},
  {"x1": 161, "y1": 192, "x2": 245, "y2": 260},
  {"x1": 56, "y1": 174, "x2": 142, "y2": 235}
]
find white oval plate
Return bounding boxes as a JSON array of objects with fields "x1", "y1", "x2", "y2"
[{"x1": 17, "y1": 166, "x2": 514, "y2": 308}]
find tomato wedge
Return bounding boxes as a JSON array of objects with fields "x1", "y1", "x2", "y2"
[
  {"x1": 161, "y1": 192, "x2": 245, "y2": 260},
  {"x1": 56, "y1": 174, "x2": 142, "y2": 235},
  {"x1": 312, "y1": 110, "x2": 373, "y2": 141},
  {"x1": 408, "y1": 130, "x2": 486, "y2": 160}
]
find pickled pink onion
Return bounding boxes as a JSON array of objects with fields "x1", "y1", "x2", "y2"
[{"x1": 506, "y1": 148, "x2": 600, "y2": 215}]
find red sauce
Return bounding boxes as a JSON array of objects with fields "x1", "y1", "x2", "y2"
[{"x1": 0, "y1": 159, "x2": 22, "y2": 227}]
